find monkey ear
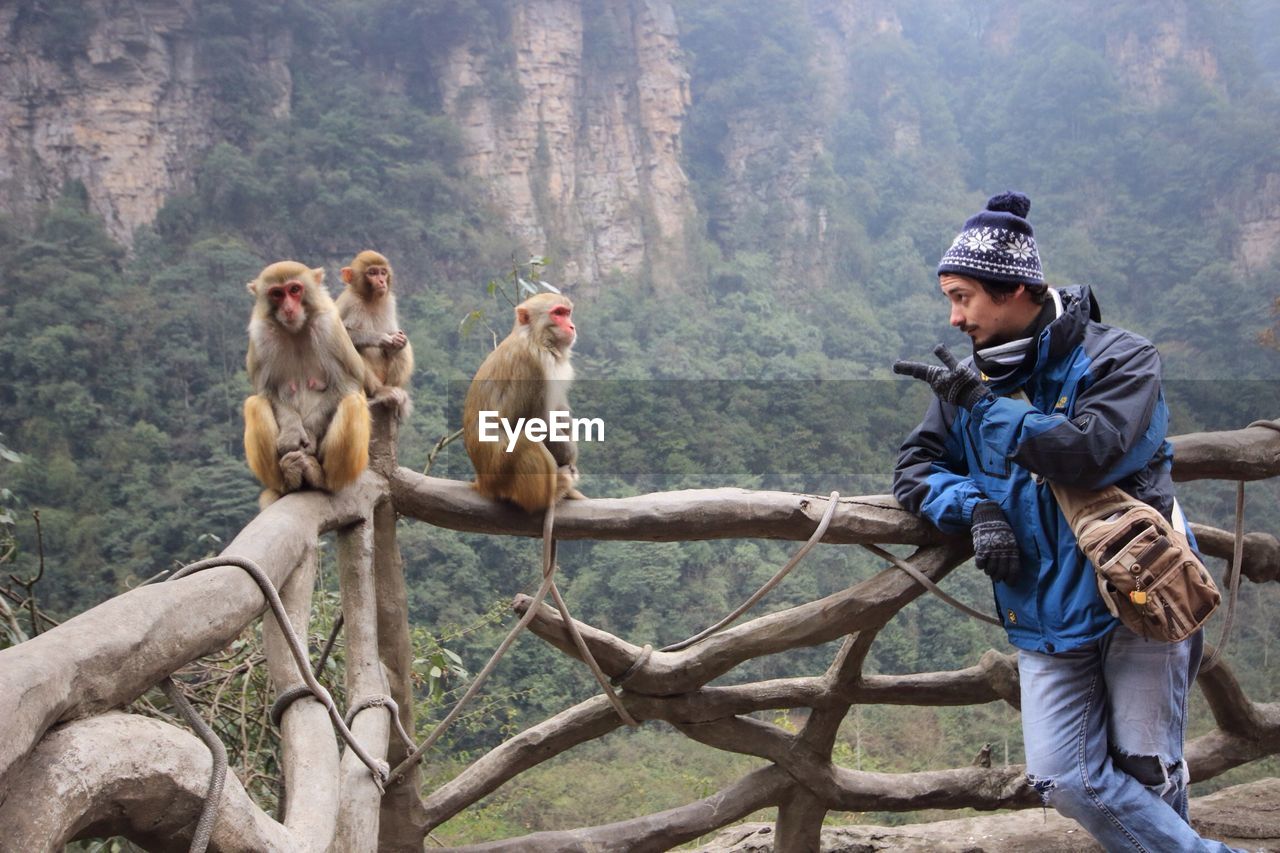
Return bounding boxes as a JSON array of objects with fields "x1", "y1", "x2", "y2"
[
  {"x1": 246, "y1": 280, "x2": 259, "y2": 295},
  {"x1": 516, "y1": 307, "x2": 532, "y2": 326},
  {"x1": 341, "y1": 267, "x2": 354, "y2": 284},
  {"x1": 310, "y1": 267, "x2": 325, "y2": 284}
]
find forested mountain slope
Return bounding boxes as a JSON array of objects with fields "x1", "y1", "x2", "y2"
[{"x1": 1, "y1": 0, "x2": 1278, "y2": 837}]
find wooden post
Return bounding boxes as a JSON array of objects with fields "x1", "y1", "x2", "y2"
[{"x1": 334, "y1": 520, "x2": 390, "y2": 852}]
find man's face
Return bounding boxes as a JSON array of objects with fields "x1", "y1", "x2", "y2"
[{"x1": 939, "y1": 274, "x2": 1027, "y2": 348}]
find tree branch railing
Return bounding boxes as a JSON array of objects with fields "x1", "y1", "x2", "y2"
[{"x1": 0, "y1": 414, "x2": 1276, "y2": 851}]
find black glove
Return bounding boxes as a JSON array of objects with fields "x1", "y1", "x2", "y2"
[
  {"x1": 971, "y1": 500, "x2": 1020, "y2": 584},
  {"x1": 893, "y1": 344, "x2": 993, "y2": 410}
]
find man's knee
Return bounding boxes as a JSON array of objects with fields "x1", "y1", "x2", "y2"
[
  {"x1": 1113, "y1": 751, "x2": 1165, "y2": 786},
  {"x1": 1027, "y1": 772, "x2": 1086, "y2": 816},
  {"x1": 1113, "y1": 750, "x2": 1186, "y2": 798}
]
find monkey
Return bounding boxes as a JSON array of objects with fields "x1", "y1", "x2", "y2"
[
  {"x1": 462, "y1": 292, "x2": 585, "y2": 512},
  {"x1": 336, "y1": 250, "x2": 413, "y2": 417},
  {"x1": 458, "y1": 293, "x2": 638, "y2": 727},
  {"x1": 243, "y1": 261, "x2": 371, "y2": 507}
]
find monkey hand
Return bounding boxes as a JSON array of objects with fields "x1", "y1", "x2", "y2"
[
  {"x1": 557, "y1": 464, "x2": 585, "y2": 500},
  {"x1": 372, "y1": 386, "x2": 410, "y2": 417},
  {"x1": 892, "y1": 344, "x2": 993, "y2": 410},
  {"x1": 276, "y1": 426, "x2": 312, "y2": 456},
  {"x1": 279, "y1": 449, "x2": 310, "y2": 491},
  {"x1": 380, "y1": 330, "x2": 408, "y2": 351}
]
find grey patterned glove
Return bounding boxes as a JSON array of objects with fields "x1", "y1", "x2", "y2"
[
  {"x1": 893, "y1": 344, "x2": 994, "y2": 410},
  {"x1": 971, "y1": 500, "x2": 1020, "y2": 584}
]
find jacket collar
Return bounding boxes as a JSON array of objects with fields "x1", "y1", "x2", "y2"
[{"x1": 985, "y1": 285, "x2": 1099, "y2": 393}]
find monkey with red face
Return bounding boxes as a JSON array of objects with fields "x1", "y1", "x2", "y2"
[
  {"x1": 337, "y1": 250, "x2": 413, "y2": 417},
  {"x1": 463, "y1": 292, "x2": 584, "y2": 511},
  {"x1": 243, "y1": 261, "x2": 370, "y2": 507}
]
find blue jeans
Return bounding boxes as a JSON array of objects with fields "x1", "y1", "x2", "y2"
[{"x1": 1019, "y1": 626, "x2": 1242, "y2": 852}]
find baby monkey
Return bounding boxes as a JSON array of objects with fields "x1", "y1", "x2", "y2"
[{"x1": 337, "y1": 250, "x2": 414, "y2": 416}]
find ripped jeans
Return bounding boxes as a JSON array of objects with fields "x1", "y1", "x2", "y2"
[{"x1": 1019, "y1": 626, "x2": 1242, "y2": 852}]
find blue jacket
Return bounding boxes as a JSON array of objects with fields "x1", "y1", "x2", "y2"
[{"x1": 892, "y1": 285, "x2": 1178, "y2": 653}]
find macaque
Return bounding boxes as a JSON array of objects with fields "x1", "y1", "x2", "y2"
[
  {"x1": 243, "y1": 261, "x2": 371, "y2": 507},
  {"x1": 337, "y1": 250, "x2": 413, "y2": 416},
  {"x1": 463, "y1": 293, "x2": 584, "y2": 512}
]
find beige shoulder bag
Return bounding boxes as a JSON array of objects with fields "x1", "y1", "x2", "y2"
[
  {"x1": 1048, "y1": 481, "x2": 1220, "y2": 642},
  {"x1": 1010, "y1": 391, "x2": 1220, "y2": 642}
]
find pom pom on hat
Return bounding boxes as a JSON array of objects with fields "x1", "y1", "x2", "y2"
[
  {"x1": 985, "y1": 191, "x2": 1030, "y2": 218},
  {"x1": 937, "y1": 191, "x2": 1043, "y2": 285}
]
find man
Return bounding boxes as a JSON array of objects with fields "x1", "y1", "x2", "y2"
[{"x1": 891, "y1": 192, "x2": 1240, "y2": 851}]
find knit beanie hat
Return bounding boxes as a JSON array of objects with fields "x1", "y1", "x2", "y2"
[{"x1": 937, "y1": 191, "x2": 1043, "y2": 286}]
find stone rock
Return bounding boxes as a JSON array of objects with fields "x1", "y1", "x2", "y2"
[
  {"x1": 0, "y1": 0, "x2": 291, "y2": 247},
  {"x1": 435, "y1": 0, "x2": 695, "y2": 291},
  {"x1": 694, "y1": 778, "x2": 1280, "y2": 852}
]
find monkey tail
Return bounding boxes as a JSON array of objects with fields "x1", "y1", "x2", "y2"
[
  {"x1": 383, "y1": 339, "x2": 414, "y2": 388},
  {"x1": 244, "y1": 395, "x2": 285, "y2": 494},
  {"x1": 504, "y1": 438, "x2": 560, "y2": 513},
  {"x1": 320, "y1": 393, "x2": 371, "y2": 491}
]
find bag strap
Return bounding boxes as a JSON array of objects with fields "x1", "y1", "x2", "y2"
[
  {"x1": 1200, "y1": 481, "x2": 1245, "y2": 672},
  {"x1": 1007, "y1": 391, "x2": 1101, "y2": 518},
  {"x1": 1011, "y1": 391, "x2": 1245, "y2": 661}
]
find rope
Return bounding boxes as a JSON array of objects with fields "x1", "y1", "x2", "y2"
[
  {"x1": 345, "y1": 693, "x2": 417, "y2": 751},
  {"x1": 547, "y1": 566, "x2": 639, "y2": 725},
  {"x1": 1200, "y1": 481, "x2": 1246, "y2": 672},
  {"x1": 611, "y1": 644, "x2": 653, "y2": 688},
  {"x1": 862, "y1": 542, "x2": 1001, "y2": 626},
  {"x1": 387, "y1": 504, "x2": 565, "y2": 785},
  {"x1": 160, "y1": 678, "x2": 227, "y2": 853},
  {"x1": 169, "y1": 557, "x2": 390, "y2": 790},
  {"x1": 269, "y1": 684, "x2": 315, "y2": 728},
  {"x1": 661, "y1": 492, "x2": 840, "y2": 653}
]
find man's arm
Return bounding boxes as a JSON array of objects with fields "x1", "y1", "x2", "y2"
[
  {"x1": 893, "y1": 397, "x2": 989, "y2": 534},
  {"x1": 969, "y1": 334, "x2": 1166, "y2": 489}
]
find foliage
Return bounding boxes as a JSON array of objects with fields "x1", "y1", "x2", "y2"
[
  {"x1": 5, "y1": 0, "x2": 1280, "y2": 834},
  {"x1": 458, "y1": 254, "x2": 561, "y2": 345}
]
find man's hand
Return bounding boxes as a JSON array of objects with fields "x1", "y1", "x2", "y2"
[
  {"x1": 893, "y1": 344, "x2": 993, "y2": 410},
  {"x1": 971, "y1": 500, "x2": 1020, "y2": 584}
]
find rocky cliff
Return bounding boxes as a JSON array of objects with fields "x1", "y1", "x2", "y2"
[
  {"x1": 0, "y1": 1, "x2": 290, "y2": 247},
  {"x1": 2, "y1": 0, "x2": 1274, "y2": 291},
  {"x1": 434, "y1": 0, "x2": 695, "y2": 291}
]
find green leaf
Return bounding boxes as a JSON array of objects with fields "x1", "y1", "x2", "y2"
[{"x1": 459, "y1": 308, "x2": 485, "y2": 336}]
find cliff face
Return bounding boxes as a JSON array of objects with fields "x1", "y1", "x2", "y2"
[
  {"x1": 2, "y1": 0, "x2": 1273, "y2": 291},
  {"x1": 0, "y1": 1, "x2": 291, "y2": 247},
  {"x1": 435, "y1": 0, "x2": 695, "y2": 291},
  {"x1": 1, "y1": 0, "x2": 693, "y2": 289},
  {"x1": 707, "y1": 0, "x2": 902, "y2": 287}
]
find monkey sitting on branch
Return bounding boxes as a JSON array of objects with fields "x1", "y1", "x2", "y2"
[
  {"x1": 463, "y1": 292, "x2": 585, "y2": 511},
  {"x1": 337, "y1": 249, "x2": 414, "y2": 417},
  {"x1": 243, "y1": 261, "x2": 371, "y2": 508}
]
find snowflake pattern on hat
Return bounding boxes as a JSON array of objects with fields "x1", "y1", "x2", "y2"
[
  {"x1": 938, "y1": 191, "x2": 1044, "y2": 285},
  {"x1": 940, "y1": 227, "x2": 1043, "y2": 284}
]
